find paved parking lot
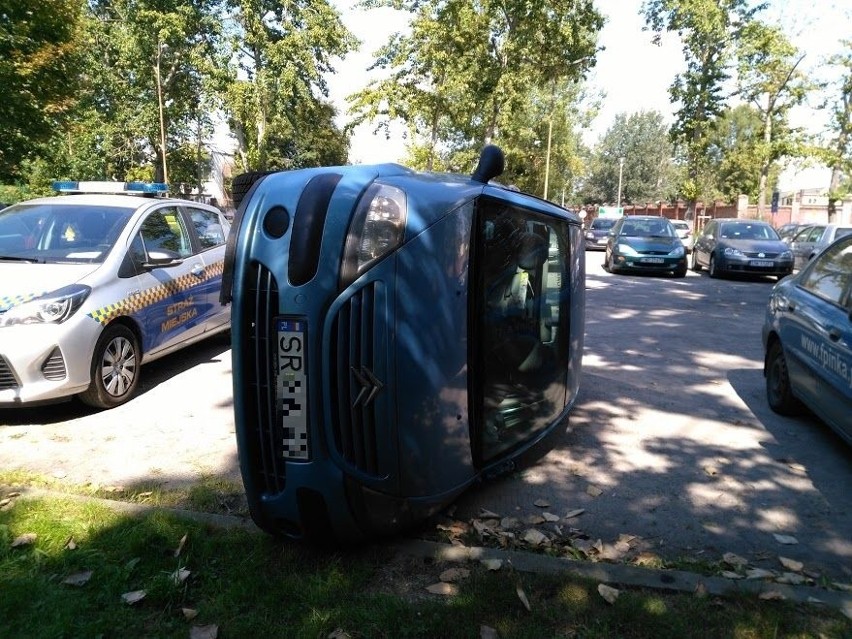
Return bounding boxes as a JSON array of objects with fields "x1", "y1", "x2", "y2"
[{"x1": 1, "y1": 252, "x2": 850, "y2": 584}]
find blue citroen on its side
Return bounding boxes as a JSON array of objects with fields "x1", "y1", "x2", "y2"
[
  {"x1": 763, "y1": 233, "x2": 852, "y2": 444},
  {"x1": 220, "y1": 146, "x2": 586, "y2": 543}
]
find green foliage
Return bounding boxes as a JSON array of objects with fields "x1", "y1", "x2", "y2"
[
  {"x1": 0, "y1": 0, "x2": 85, "y2": 180},
  {"x1": 348, "y1": 0, "x2": 604, "y2": 179},
  {"x1": 578, "y1": 111, "x2": 677, "y2": 205}
]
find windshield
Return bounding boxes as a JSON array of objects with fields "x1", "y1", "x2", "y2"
[
  {"x1": 719, "y1": 222, "x2": 779, "y2": 241},
  {"x1": 590, "y1": 218, "x2": 617, "y2": 230},
  {"x1": 0, "y1": 203, "x2": 135, "y2": 264},
  {"x1": 619, "y1": 219, "x2": 675, "y2": 238}
]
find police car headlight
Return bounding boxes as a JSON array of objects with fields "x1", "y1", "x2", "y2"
[
  {"x1": 340, "y1": 184, "x2": 407, "y2": 288},
  {"x1": 0, "y1": 284, "x2": 91, "y2": 327}
]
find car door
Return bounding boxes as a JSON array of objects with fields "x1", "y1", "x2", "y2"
[
  {"x1": 695, "y1": 220, "x2": 717, "y2": 267},
  {"x1": 783, "y1": 237, "x2": 852, "y2": 436},
  {"x1": 183, "y1": 205, "x2": 230, "y2": 333},
  {"x1": 790, "y1": 225, "x2": 823, "y2": 270},
  {"x1": 127, "y1": 205, "x2": 208, "y2": 355}
]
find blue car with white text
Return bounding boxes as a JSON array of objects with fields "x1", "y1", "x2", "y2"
[
  {"x1": 762, "y1": 233, "x2": 852, "y2": 445},
  {"x1": 221, "y1": 146, "x2": 586, "y2": 543}
]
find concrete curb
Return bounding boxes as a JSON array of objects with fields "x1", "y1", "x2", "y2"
[{"x1": 7, "y1": 486, "x2": 851, "y2": 620}]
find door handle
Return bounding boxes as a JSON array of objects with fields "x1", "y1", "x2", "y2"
[{"x1": 191, "y1": 264, "x2": 205, "y2": 278}]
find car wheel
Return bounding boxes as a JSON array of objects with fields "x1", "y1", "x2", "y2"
[
  {"x1": 708, "y1": 254, "x2": 719, "y2": 278},
  {"x1": 674, "y1": 264, "x2": 687, "y2": 278},
  {"x1": 79, "y1": 324, "x2": 140, "y2": 409},
  {"x1": 765, "y1": 341, "x2": 802, "y2": 416},
  {"x1": 690, "y1": 250, "x2": 701, "y2": 272}
]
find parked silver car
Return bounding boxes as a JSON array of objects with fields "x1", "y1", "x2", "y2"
[{"x1": 789, "y1": 223, "x2": 852, "y2": 270}]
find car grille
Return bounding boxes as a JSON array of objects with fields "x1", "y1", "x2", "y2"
[
  {"x1": 744, "y1": 251, "x2": 780, "y2": 258},
  {"x1": 41, "y1": 348, "x2": 67, "y2": 381},
  {"x1": 329, "y1": 282, "x2": 388, "y2": 478},
  {"x1": 0, "y1": 356, "x2": 20, "y2": 390},
  {"x1": 637, "y1": 250, "x2": 671, "y2": 256},
  {"x1": 244, "y1": 261, "x2": 287, "y2": 495}
]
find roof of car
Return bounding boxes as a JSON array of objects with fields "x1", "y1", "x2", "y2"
[{"x1": 8, "y1": 193, "x2": 219, "y2": 212}]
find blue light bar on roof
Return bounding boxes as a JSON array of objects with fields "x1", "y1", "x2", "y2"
[{"x1": 51, "y1": 181, "x2": 170, "y2": 195}]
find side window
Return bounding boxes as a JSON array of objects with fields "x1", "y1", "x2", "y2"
[
  {"x1": 703, "y1": 222, "x2": 715, "y2": 238},
  {"x1": 798, "y1": 238, "x2": 852, "y2": 306},
  {"x1": 188, "y1": 207, "x2": 226, "y2": 250},
  {"x1": 137, "y1": 208, "x2": 192, "y2": 259}
]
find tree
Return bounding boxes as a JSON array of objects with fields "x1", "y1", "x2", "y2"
[
  {"x1": 642, "y1": 0, "x2": 765, "y2": 217},
  {"x1": 705, "y1": 104, "x2": 764, "y2": 202},
  {"x1": 578, "y1": 111, "x2": 676, "y2": 205},
  {"x1": 735, "y1": 20, "x2": 810, "y2": 216},
  {"x1": 818, "y1": 40, "x2": 852, "y2": 222},
  {"x1": 348, "y1": 0, "x2": 603, "y2": 174},
  {"x1": 0, "y1": 0, "x2": 84, "y2": 180},
  {"x1": 222, "y1": 0, "x2": 358, "y2": 172}
]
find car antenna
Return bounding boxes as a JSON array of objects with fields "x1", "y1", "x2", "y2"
[{"x1": 471, "y1": 145, "x2": 505, "y2": 184}]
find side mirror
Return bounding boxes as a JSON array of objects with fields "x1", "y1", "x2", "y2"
[{"x1": 143, "y1": 250, "x2": 184, "y2": 269}]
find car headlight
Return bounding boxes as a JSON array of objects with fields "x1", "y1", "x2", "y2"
[
  {"x1": 616, "y1": 243, "x2": 638, "y2": 256},
  {"x1": 585, "y1": 232, "x2": 595, "y2": 240},
  {"x1": 723, "y1": 247, "x2": 745, "y2": 257},
  {"x1": 0, "y1": 284, "x2": 91, "y2": 328},
  {"x1": 340, "y1": 183, "x2": 407, "y2": 288},
  {"x1": 780, "y1": 250, "x2": 793, "y2": 260},
  {"x1": 668, "y1": 245, "x2": 685, "y2": 257}
]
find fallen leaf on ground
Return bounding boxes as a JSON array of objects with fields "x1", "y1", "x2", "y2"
[
  {"x1": 174, "y1": 533, "x2": 188, "y2": 557},
  {"x1": 773, "y1": 534, "x2": 798, "y2": 545},
  {"x1": 11, "y1": 533, "x2": 36, "y2": 547},
  {"x1": 776, "y1": 572, "x2": 808, "y2": 585},
  {"x1": 523, "y1": 529, "x2": 548, "y2": 546},
  {"x1": 327, "y1": 629, "x2": 351, "y2": 639},
  {"x1": 721, "y1": 571, "x2": 744, "y2": 579},
  {"x1": 586, "y1": 485, "x2": 603, "y2": 497},
  {"x1": 4, "y1": 491, "x2": 20, "y2": 498},
  {"x1": 564, "y1": 508, "x2": 585, "y2": 519},
  {"x1": 426, "y1": 582, "x2": 458, "y2": 596},
  {"x1": 597, "y1": 584, "x2": 619, "y2": 604},
  {"x1": 516, "y1": 585, "x2": 531, "y2": 611},
  {"x1": 0, "y1": 498, "x2": 11, "y2": 509},
  {"x1": 182, "y1": 608, "x2": 199, "y2": 620},
  {"x1": 479, "y1": 508, "x2": 500, "y2": 518},
  {"x1": 480, "y1": 625, "x2": 499, "y2": 639},
  {"x1": 758, "y1": 590, "x2": 785, "y2": 601},
  {"x1": 190, "y1": 624, "x2": 218, "y2": 639},
  {"x1": 525, "y1": 514, "x2": 545, "y2": 525},
  {"x1": 64, "y1": 537, "x2": 77, "y2": 550},
  {"x1": 745, "y1": 568, "x2": 776, "y2": 580},
  {"x1": 542, "y1": 512, "x2": 560, "y2": 522},
  {"x1": 481, "y1": 559, "x2": 503, "y2": 571},
  {"x1": 121, "y1": 590, "x2": 146, "y2": 605},
  {"x1": 778, "y1": 556, "x2": 803, "y2": 572},
  {"x1": 694, "y1": 581, "x2": 707, "y2": 597},
  {"x1": 62, "y1": 570, "x2": 93, "y2": 586},
  {"x1": 533, "y1": 499, "x2": 550, "y2": 508},
  {"x1": 500, "y1": 517, "x2": 520, "y2": 529},
  {"x1": 722, "y1": 552, "x2": 748, "y2": 568},
  {"x1": 439, "y1": 568, "x2": 470, "y2": 583},
  {"x1": 172, "y1": 568, "x2": 191, "y2": 584}
]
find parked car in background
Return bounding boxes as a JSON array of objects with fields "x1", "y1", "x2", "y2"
[
  {"x1": 691, "y1": 218, "x2": 793, "y2": 280},
  {"x1": 777, "y1": 222, "x2": 809, "y2": 243},
  {"x1": 0, "y1": 182, "x2": 231, "y2": 409},
  {"x1": 762, "y1": 233, "x2": 852, "y2": 445},
  {"x1": 603, "y1": 215, "x2": 687, "y2": 277},
  {"x1": 584, "y1": 216, "x2": 618, "y2": 250},
  {"x1": 789, "y1": 223, "x2": 852, "y2": 270},
  {"x1": 671, "y1": 219, "x2": 694, "y2": 253},
  {"x1": 221, "y1": 145, "x2": 586, "y2": 542}
]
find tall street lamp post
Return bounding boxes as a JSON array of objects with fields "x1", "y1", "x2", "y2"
[
  {"x1": 155, "y1": 41, "x2": 169, "y2": 186},
  {"x1": 616, "y1": 156, "x2": 624, "y2": 210}
]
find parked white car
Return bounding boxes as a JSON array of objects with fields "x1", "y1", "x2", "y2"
[
  {"x1": 0, "y1": 182, "x2": 231, "y2": 409},
  {"x1": 671, "y1": 220, "x2": 694, "y2": 253}
]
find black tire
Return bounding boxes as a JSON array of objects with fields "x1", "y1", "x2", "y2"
[
  {"x1": 708, "y1": 253, "x2": 719, "y2": 278},
  {"x1": 765, "y1": 340, "x2": 802, "y2": 416},
  {"x1": 690, "y1": 250, "x2": 701, "y2": 272},
  {"x1": 231, "y1": 170, "x2": 274, "y2": 209},
  {"x1": 79, "y1": 324, "x2": 141, "y2": 409},
  {"x1": 674, "y1": 264, "x2": 687, "y2": 278}
]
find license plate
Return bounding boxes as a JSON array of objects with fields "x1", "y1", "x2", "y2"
[
  {"x1": 276, "y1": 318, "x2": 309, "y2": 460},
  {"x1": 750, "y1": 260, "x2": 774, "y2": 268},
  {"x1": 640, "y1": 257, "x2": 665, "y2": 264}
]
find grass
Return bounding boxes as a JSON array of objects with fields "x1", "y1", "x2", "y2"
[{"x1": 1, "y1": 490, "x2": 849, "y2": 639}]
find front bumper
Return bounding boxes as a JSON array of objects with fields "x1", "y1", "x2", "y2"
[
  {"x1": 0, "y1": 321, "x2": 98, "y2": 405},
  {"x1": 718, "y1": 256, "x2": 793, "y2": 277},
  {"x1": 613, "y1": 254, "x2": 686, "y2": 272}
]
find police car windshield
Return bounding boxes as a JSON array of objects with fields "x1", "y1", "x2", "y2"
[{"x1": 0, "y1": 203, "x2": 135, "y2": 264}]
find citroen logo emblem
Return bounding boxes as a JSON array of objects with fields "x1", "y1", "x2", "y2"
[{"x1": 351, "y1": 366, "x2": 384, "y2": 407}]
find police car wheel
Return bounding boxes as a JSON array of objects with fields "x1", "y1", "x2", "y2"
[
  {"x1": 79, "y1": 325, "x2": 140, "y2": 409},
  {"x1": 765, "y1": 341, "x2": 802, "y2": 416}
]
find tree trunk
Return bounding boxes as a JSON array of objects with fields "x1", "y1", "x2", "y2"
[{"x1": 757, "y1": 98, "x2": 773, "y2": 219}]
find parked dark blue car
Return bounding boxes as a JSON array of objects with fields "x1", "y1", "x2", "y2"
[
  {"x1": 220, "y1": 146, "x2": 586, "y2": 543},
  {"x1": 762, "y1": 233, "x2": 852, "y2": 445}
]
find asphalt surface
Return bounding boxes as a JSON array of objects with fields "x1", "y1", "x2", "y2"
[{"x1": 1, "y1": 251, "x2": 850, "y2": 587}]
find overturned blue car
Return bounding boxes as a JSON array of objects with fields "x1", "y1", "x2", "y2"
[{"x1": 220, "y1": 146, "x2": 585, "y2": 542}]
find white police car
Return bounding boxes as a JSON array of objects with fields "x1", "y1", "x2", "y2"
[
  {"x1": 763, "y1": 232, "x2": 852, "y2": 444},
  {"x1": 0, "y1": 182, "x2": 231, "y2": 409}
]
